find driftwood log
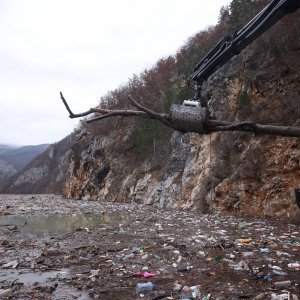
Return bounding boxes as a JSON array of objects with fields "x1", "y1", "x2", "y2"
[{"x1": 60, "y1": 92, "x2": 300, "y2": 138}]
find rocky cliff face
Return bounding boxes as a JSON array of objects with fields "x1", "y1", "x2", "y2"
[
  {"x1": 0, "y1": 144, "x2": 49, "y2": 184},
  {"x1": 63, "y1": 32, "x2": 300, "y2": 221},
  {"x1": 0, "y1": 159, "x2": 17, "y2": 180},
  {"x1": 1, "y1": 134, "x2": 75, "y2": 194}
]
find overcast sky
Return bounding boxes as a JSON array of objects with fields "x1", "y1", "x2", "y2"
[{"x1": 0, "y1": 0, "x2": 230, "y2": 146}]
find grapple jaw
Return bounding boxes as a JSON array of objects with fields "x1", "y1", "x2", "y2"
[{"x1": 169, "y1": 104, "x2": 210, "y2": 134}]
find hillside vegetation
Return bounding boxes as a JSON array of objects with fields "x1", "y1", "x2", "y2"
[{"x1": 78, "y1": 0, "x2": 299, "y2": 158}]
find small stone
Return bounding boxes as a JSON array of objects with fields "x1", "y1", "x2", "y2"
[
  {"x1": 0, "y1": 289, "x2": 12, "y2": 297},
  {"x1": 2, "y1": 260, "x2": 18, "y2": 268},
  {"x1": 255, "y1": 293, "x2": 267, "y2": 300},
  {"x1": 177, "y1": 255, "x2": 183, "y2": 263},
  {"x1": 177, "y1": 266, "x2": 192, "y2": 272},
  {"x1": 90, "y1": 269, "x2": 99, "y2": 277},
  {"x1": 173, "y1": 283, "x2": 183, "y2": 292},
  {"x1": 0, "y1": 240, "x2": 9, "y2": 246}
]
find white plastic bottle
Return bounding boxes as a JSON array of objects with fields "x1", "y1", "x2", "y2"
[{"x1": 136, "y1": 282, "x2": 155, "y2": 294}]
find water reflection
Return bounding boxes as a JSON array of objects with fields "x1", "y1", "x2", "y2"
[{"x1": 0, "y1": 213, "x2": 130, "y2": 235}]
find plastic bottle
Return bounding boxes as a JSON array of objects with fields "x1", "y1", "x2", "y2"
[
  {"x1": 136, "y1": 282, "x2": 156, "y2": 294},
  {"x1": 191, "y1": 285, "x2": 202, "y2": 298},
  {"x1": 263, "y1": 274, "x2": 272, "y2": 282},
  {"x1": 272, "y1": 269, "x2": 287, "y2": 276},
  {"x1": 274, "y1": 280, "x2": 292, "y2": 289},
  {"x1": 288, "y1": 262, "x2": 300, "y2": 268}
]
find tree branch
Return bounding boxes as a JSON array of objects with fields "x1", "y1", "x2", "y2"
[
  {"x1": 86, "y1": 111, "x2": 149, "y2": 123},
  {"x1": 208, "y1": 120, "x2": 300, "y2": 137},
  {"x1": 60, "y1": 92, "x2": 300, "y2": 138},
  {"x1": 128, "y1": 95, "x2": 172, "y2": 128},
  {"x1": 60, "y1": 92, "x2": 172, "y2": 127}
]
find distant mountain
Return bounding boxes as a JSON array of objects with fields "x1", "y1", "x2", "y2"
[
  {"x1": 0, "y1": 134, "x2": 75, "y2": 194},
  {"x1": 0, "y1": 144, "x2": 50, "y2": 183},
  {"x1": 0, "y1": 144, "x2": 18, "y2": 155},
  {"x1": 0, "y1": 144, "x2": 50, "y2": 170}
]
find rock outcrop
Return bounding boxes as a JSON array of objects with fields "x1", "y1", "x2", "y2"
[
  {"x1": 1, "y1": 134, "x2": 75, "y2": 194},
  {"x1": 0, "y1": 144, "x2": 49, "y2": 184},
  {"x1": 62, "y1": 38, "x2": 300, "y2": 222},
  {"x1": 0, "y1": 159, "x2": 17, "y2": 180}
]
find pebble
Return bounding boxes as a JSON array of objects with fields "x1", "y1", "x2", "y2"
[
  {"x1": 173, "y1": 283, "x2": 183, "y2": 292},
  {"x1": 0, "y1": 289, "x2": 12, "y2": 297},
  {"x1": 255, "y1": 293, "x2": 267, "y2": 300}
]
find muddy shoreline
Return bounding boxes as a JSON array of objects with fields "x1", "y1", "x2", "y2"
[{"x1": 0, "y1": 195, "x2": 299, "y2": 299}]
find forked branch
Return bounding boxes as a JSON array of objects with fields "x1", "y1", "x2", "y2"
[
  {"x1": 60, "y1": 92, "x2": 150, "y2": 122},
  {"x1": 60, "y1": 92, "x2": 172, "y2": 126},
  {"x1": 60, "y1": 92, "x2": 300, "y2": 138}
]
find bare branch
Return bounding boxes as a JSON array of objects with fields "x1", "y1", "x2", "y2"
[
  {"x1": 208, "y1": 120, "x2": 300, "y2": 137},
  {"x1": 215, "y1": 121, "x2": 257, "y2": 132},
  {"x1": 60, "y1": 92, "x2": 102, "y2": 118},
  {"x1": 86, "y1": 111, "x2": 149, "y2": 123},
  {"x1": 60, "y1": 92, "x2": 300, "y2": 138},
  {"x1": 60, "y1": 92, "x2": 172, "y2": 127},
  {"x1": 128, "y1": 95, "x2": 172, "y2": 128},
  {"x1": 60, "y1": 92, "x2": 75, "y2": 118}
]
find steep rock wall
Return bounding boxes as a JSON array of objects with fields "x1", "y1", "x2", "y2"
[
  {"x1": 1, "y1": 134, "x2": 74, "y2": 194},
  {"x1": 0, "y1": 159, "x2": 17, "y2": 180},
  {"x1": 63, "y1": 46, "x2": 300, "y2": 221}
]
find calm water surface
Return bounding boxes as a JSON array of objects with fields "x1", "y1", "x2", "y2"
[{"x1": 0, "y1": 213, "x2": 131, "y2": 234}]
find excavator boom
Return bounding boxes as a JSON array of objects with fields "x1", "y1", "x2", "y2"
[{"x1": 188, "y1": 0, "x2": 300, "y2": 105}]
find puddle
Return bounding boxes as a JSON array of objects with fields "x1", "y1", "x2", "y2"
[
  {"x1": 0, "y1": 268, "x2": 69, "y2": 284},
  {"x1": 0, "y1": 213, "x2": 131, "y2": 235},
  {"x1": 0, "y1": 269, "x2": 92, "y2": 299}
]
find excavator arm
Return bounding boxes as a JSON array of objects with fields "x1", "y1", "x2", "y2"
[
  {"x1": 61, "y1": 0, "x2": 300, "y2": 137},
  {"x1": 187, "y1": 0, "x2": 300, "y2": 106}
]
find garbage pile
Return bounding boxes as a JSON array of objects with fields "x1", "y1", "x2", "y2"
[{"x1": 0, "y1": 194, "x2": 299, "y2": 299}]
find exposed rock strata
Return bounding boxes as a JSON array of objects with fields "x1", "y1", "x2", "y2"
[
  {"x1": 1, "y1": 134, "x2": 74, "y2": 194},
  {"x1": 63, "y1": 46, "x2": 300, "y2": 221},
  {"x1": 0, "y1": 144, "x2": 49, "y2": 184},
  {"x1": 0, "y1": 159, "x2": 17, "y2": 180}
]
